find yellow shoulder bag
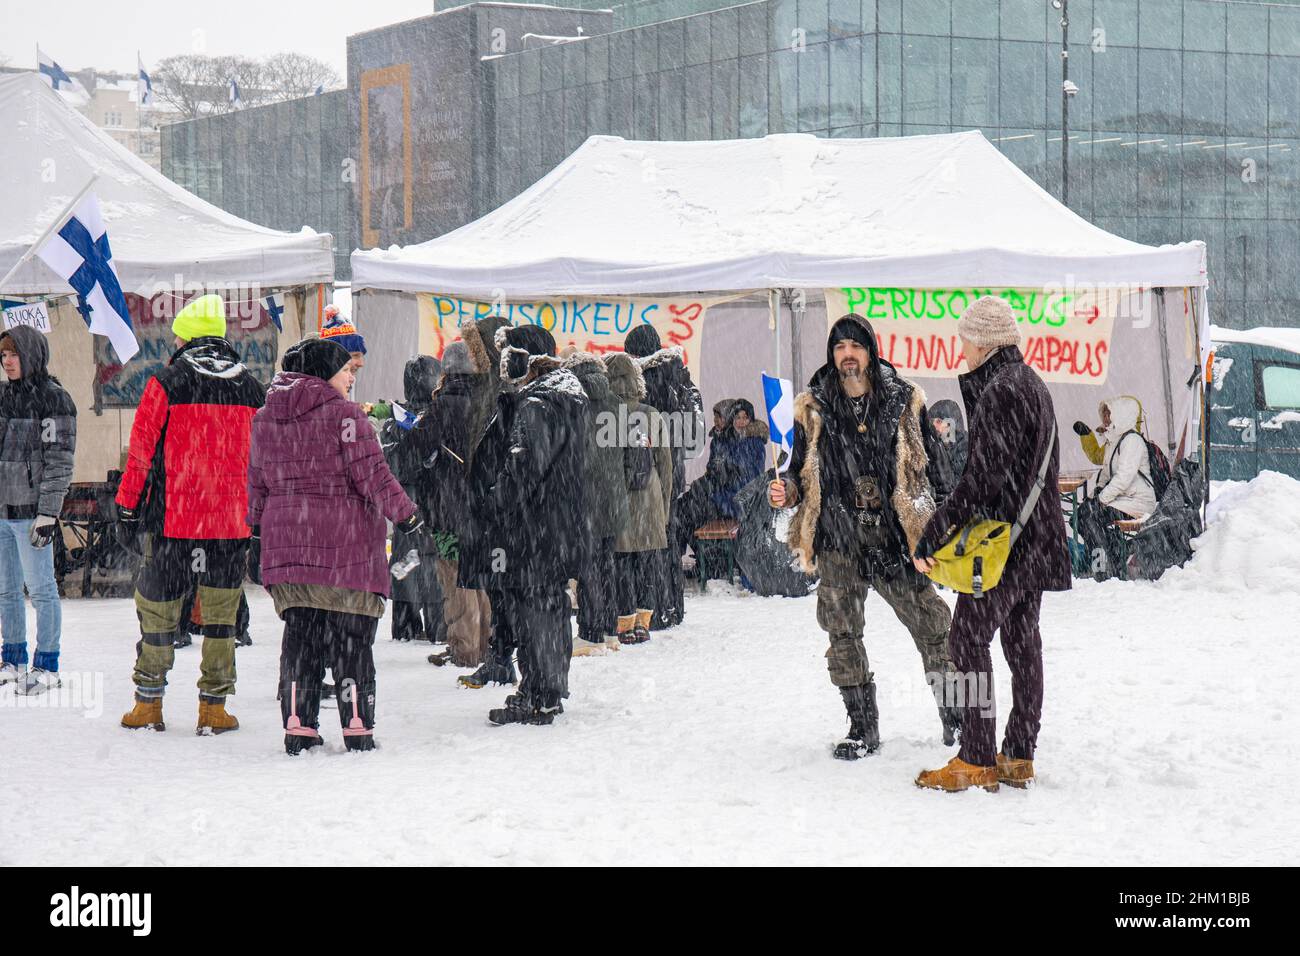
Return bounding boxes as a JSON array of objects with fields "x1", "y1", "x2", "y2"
[{"x1": 926, "y1": 422, "x2": 1056, "y2": 598}]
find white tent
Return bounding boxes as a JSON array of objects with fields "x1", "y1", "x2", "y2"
[
  {"x1": 352, "y1": 131, "x2": 1205, "y2": 296},
  {"x1": 0, "y1": 73, "x2": 334, "y2": 486},
  {"x1": 0, "y1": 73, "x2": 333, "y2": 293},
  {"x1": 350, "y1": 131, "x2": 1210, "y2": 481}
]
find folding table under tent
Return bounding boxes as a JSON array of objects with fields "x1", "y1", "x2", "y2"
[
  {"x1": 351, "y1": 131, "x2": 1209, "y2": 478},
  {"x1": 0, "y1": 72, "x2": 336, "y2": 484}
]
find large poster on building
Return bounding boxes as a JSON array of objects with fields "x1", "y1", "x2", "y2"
[
  {"x1": 360, "y1": 65, "x2": 413, "y2": 249},
  {"x1": 419, "y1": 292, "x2": 753, "y2": 371},
  {"x1": 94, "y1": 292, "x2": 281, "y2": 408},
  {"x1": 824, "y1": 286, "x2": 1138, "y2": 385}
]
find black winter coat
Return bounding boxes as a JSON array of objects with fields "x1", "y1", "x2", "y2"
[
  {"x1": 636, "y1": 346, "x2": 704, "y2": 496},
  {"x1": 409, "y1": 371, "x2": 480, "y2": 541},
  {"x1": 918, "y1": 345, "x2": 1072, "y2": 593},
  {"x1": 0, "y1": 325, "x2": 77, "y2": 519},
  {"x1": 566, "y1": 352, "x2": 630, "y2": 541},
  {"x1": 459, "y1": 360, "x2": 590, "y2": 589}
]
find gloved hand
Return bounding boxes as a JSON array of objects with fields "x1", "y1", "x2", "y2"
[
  {"x1": 369, "y1": 400, "x2": 393, "y2": 421},
  {"x1": 247, "y1": 525, "x2": 262, "y2": 585},
  {"x1": 1072, "y1": 420, "x2": 1092, "y2": 436},
  {"x1": 395, "y1": 511, "x2": 424, "y2": 537},
  {"x1": 29, "y1": 514, "x2": 58, "y2": 549},
  {"x1": 116, "y1": 506, "x2": 141, "y2": 553}
]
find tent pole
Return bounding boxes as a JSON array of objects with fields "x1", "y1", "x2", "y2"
[
  {"x1": 769, "y1": 288, "x2": 781, "y2": 377},
  {"x1": 1154, "y1": 288, "x2": 1177, "y2": 457},
  {"x1": 790, "y1": 288, "x2": 804, "y2": 389}
]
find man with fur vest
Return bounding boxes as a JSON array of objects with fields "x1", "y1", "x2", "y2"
[
  {"x1": 459, "y1": 324, "x2": 589, "y2": 725},
  {"x1": 768, "y1": 313, "x2": 959, "y2": 759}
]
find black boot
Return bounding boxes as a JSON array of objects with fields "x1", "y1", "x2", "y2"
[
  {"x1": 457, "y1": 653, "x2": 517, "y2": 689},
  {"x1": 833, "y1": 683, "x2": 880, "y2": 760},
  {"x1": 284, "y1": 733, "x2": 324, "y2": 756},
  {"x1": 487, "y1": 693, "x2": 560, "y2": 726}
]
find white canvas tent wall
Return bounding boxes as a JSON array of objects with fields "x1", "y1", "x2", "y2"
[
  {"x1": 0, "y1": 73, "x2": 335, "y2": 482},
  {"x1": 351, "y1": 131, "x2": 1209, "y2": 475}
]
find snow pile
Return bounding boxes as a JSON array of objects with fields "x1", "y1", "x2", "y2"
[{"x1": 1162, "y1": 470, "x2": 1300, "y2": 593}]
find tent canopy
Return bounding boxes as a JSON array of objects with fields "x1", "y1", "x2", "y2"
[
  {"x1": 0, "y1": 73, "x2": 334, "y2": 296},
  {"x1": 351, "y1": 130, "x2": 1207, "y2": 297}
]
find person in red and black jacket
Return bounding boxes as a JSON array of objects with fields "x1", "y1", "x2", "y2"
[{"x1": 117, "y1": 294, "x2": 265, "y2": 735}]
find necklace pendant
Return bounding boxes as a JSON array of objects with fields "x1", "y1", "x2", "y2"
[{"x1": 857, "y1": 423, "x2": 867, "y2": 433}]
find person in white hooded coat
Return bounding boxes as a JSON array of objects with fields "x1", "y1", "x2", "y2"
[{"x1": 1076, "y1": 396, "x2": 1158, "y2": 579}]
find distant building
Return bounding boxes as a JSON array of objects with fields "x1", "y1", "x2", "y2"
[{"x1": 159, "y1": 0, "x2": 1300, "y2": 328}]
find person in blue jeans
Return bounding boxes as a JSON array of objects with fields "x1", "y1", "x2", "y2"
[{"x1": 0, "y1": 326, "x2": 77, "y2": 695}]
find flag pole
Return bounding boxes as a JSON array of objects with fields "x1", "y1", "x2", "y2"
[{"x1": 0, "y1": 175, "x2": 99, "y2": 293}]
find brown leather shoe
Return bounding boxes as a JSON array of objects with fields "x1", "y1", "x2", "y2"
[
  {"x1": 996, "y1": 753, "x2": 1035, "y2": 788},
  {"x1": 196, "y1": 699, "x2": 239, "y2": 735},
  {"x1": 915, "y1": 756, "x2": 999, "y2": 792},
  {"x1": 121, "y1": 698, "x2": 165, "y2": 731}
]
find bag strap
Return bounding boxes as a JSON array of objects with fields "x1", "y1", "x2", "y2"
[{"x1": 1009, "y1": 421, "x2": 1056, "y2": 548}]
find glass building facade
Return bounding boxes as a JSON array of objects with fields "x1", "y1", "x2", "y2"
[{"x1": 160, "y1": 1, "x2": 1300, "y2": 326}]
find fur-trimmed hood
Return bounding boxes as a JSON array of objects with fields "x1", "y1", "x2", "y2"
[
  {"x1": 461, "y1": 317, "x2": 510, "y2": 378},
  {"x1": 634, "y1": 344, "x2": 685, "y2": 372},
  {"x1": 604, "y1": 351, "x2": 647, "y2": 403},
  {"x1": 495, "y1": 324, "x2": 562, "y2": 387}
]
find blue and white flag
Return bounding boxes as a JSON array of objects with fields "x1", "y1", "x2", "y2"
[
  {"x1": 34, "y1": 193, "x2": 139, "y2": 363},
  {"x1": 228, "y1": 77, "x2": 242, "y2": 108},
  {"x1": 37, "y1": 48, "x2": 88, "y2": 100},
  {"x1": 262, "y1": 291, "x2": 285, "y2": 332},
  {"x1": 314, "y1": 84, "x2": 324, "y2": 96},
  {"x1": 390, "y1": 401, "x2": 418, "y2": 431},
  {"x1": 761, "y1": 372, "x2": 795, "y2": 473},
  {"x1": 137, "y1": 54, "x2": 153, "y2": 107}
]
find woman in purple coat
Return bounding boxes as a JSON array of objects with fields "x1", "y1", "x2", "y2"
[{"x1": 248, "y1": 339, "x2": 419, "y2": 755}]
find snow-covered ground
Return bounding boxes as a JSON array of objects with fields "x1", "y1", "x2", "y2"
[{"x1": 3, "y1": 474, "x2": 1298, "y2": 866}]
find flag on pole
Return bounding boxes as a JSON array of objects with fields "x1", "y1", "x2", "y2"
[
  {"x1": 314, "y1": 84, "x2": 324, "y2": 96},
  {"x1": 37, "y1": 48, "x2": 88, "y2": 101},
  {"x1": 137, "y1": 54, "x2": 153, "y2": 107},
  {"x1": 262, "y1": 292, "x2": 285, "y2": 332},
  {"x1": 34, "y1": 193, "x2": 139, "y2": 363},
  {"x1": 228, "y1": 77, "x2": 242, "y2": 108},
  {"x1": 762, "y1": 372, "x2": 795, "y2": 473}
]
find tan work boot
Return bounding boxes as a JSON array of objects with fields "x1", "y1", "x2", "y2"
[
  {"x1": 196, "y1": 699, "x2": 240, "y2": 735},
  {"x1": 996, "y1": 752, "x2": 1035, "y2": 788},
  {"x1": 615, "y1": 613, "x2": 638, "y2": 645},
  {"x1": 633, "y1": 609, "x2": 653, "y2": 644},
  {"x1": 915, "y1": 756, "x2": 999, "y2": 793},
  {"x1": 121, "y1": 698, "x2": 165, "y2": 731}
]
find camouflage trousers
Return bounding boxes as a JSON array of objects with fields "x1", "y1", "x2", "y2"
[{"x1": 815, "y1": 549, "x2": 955, "y2": 691}]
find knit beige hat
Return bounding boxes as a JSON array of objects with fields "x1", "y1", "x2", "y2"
[{"x1": 956, "y1": 295, "x2": 1022, "y2": 349}]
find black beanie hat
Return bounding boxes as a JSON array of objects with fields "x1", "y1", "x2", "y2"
[
  {"x1": 623, "y1": 323, "x2": 661, "y2": 358},
  {"x1": 282, "y1": 339, "x2": 352, "y2": 381}
]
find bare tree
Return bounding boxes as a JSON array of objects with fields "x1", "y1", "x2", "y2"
[
  {"x1": 153, "y1": 52, "x2": 336, "y2": 118},
  {"x1": 262, "y1": 52, "x2": 340, "y2": 101}
]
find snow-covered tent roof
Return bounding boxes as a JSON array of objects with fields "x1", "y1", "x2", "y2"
[
  {"x1": 351, "y1": 130, "x2": 1207, "y2": 297},
  {"x1": 0, "y1": 73, "x2": 334, "y2": 296}
]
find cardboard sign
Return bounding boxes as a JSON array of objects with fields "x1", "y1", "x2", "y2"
[
  {"x1": 824, "y1": 286, "x2": 1138, "y2": 385},
  {"x1": 2, "y1": 300, "x2": 52, "y2": 334},
  {"x1": 419, "y1": 293, "x2": 748, "y2": 370}
]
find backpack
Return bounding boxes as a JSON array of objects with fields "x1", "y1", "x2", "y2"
[{"x1": 1119, "y1": 430, "x2": 1171, "y2": 502}]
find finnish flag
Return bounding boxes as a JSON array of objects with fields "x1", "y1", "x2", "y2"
[
  {"x1": 390, "y1": 402, "x2": 418, "y2": 431},
  {"x1": 229, "y1": 77, "x2": 242, "y2": 108},
  {"x1": 138, "y1": 54, "x2": 153, "y2": 107},
  {"x1": 762, "y1": 372, "x2": 795, "y2": 473},
  {"x1": 262, "y1": 292, "x2": 285, "y2": 332},
  {"x1": 37, "y1": 48, "x2": 88, "y2": 101},
  {"x1": 35, "y1": 193, "x2": 139, "y2": 363}
]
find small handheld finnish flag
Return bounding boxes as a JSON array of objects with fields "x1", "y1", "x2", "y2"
[
  {"x1": 262, "y1": 292, "x2": 284, "y2": 332},
  {"x1": 34, "y1": 193, "x2": 139, "y2": 363},
  {"x1": 390, "y1": 402, "x2": 418, "y2": 431},
  {"x1": 762, "y1": 372, "x2": 795, "y2": 473}
]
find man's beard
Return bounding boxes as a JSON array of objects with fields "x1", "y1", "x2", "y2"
[{"x1": 837, "y1": 363, "x2": 865, "y2": 384}]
